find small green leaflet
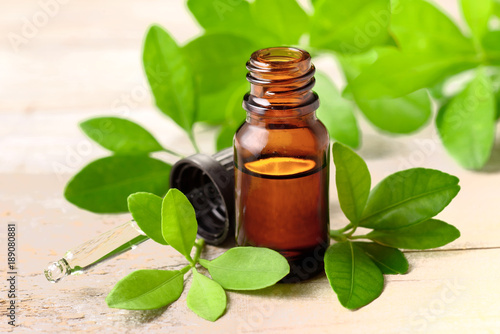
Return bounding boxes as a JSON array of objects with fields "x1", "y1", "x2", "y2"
[
  {"x1": 315, "y1": 72, "x2": 360, "y2": 148},
  {"x1": 324, "y1": 242, "x2": 384, "y2": 309},
  {"x1": 79, "y1": 117, "x2": 163, "y2": 155},
  {"x1": 200, "y1": 247, "x2": 289, "y2": 290},
  {"x1": 161, "y1": 189, "x2": 198, "y2": 259},
  {"x1": 128, "y1": 192, "x2": 167, "y2": 245},
  {"x1": 187, "y1": 269, "x2": 227, "y2": 322},
  {"x1": 354, "y1": 242, "x2": 408, "y2": 275},
  {"x1": 106, "y1": 269, "x2": 184, "y2": 310},
  {"x1": 436, "y1": 68, "x2": 496, "y2": 170},
  {"x1": 332, "y1": 142, "x2": 370, "y2": 223},
  {"x1": 360, "y1": 168, "x2": 460, "y2": 229},
  {"x1": 143, "y1": 25, "x2": 196, "y2": 133},
  {"x1": 367, "y1": 219, "x2": 461, "y2": 249},
  {"x1": 64, "y1": 156, "x2": 171, "y2": 213}
]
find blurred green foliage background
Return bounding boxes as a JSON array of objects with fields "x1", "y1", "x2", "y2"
[{"x1": 65, "y1": 0, "x2": 500, "y2": 213}]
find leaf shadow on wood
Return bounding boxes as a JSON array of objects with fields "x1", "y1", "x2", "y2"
[
  {"x1": 479, "y1": 134, "x2": 500, "y2": 173},
  {"x1": 121, "y1": 305, "x2": 169, "y2": 326},
  {"x1": 357, "y1": 133, "x2": 405, "y2": 160},
  {"x1": 233, "y1": 273, "x2": 328, "y2": 300}
]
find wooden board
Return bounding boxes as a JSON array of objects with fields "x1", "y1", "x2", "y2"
[{"x1": 1, "y1": 0, "x2": 500, "y2": 332}]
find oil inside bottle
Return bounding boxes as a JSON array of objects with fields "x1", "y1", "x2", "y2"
[{"x1": 235, "y1": 156, "x2": 329, "y2": 282}]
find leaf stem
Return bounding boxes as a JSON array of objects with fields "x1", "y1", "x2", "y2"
[
  {"x1": 471, "y1": 36, "x2": 486, "y2": 64},
  {"x1": 192, "y1": 238, "x2": 205, "y2": 265},
  {"x1": 330, "y1": 223, "x2": 354, "y2": 237},
  {"x1": 188, "y1": 131, "x2": 200, "y2": 153},
  {"x1": 180, "y1": 265, "x2": 191, "y2": 275},
  {"x1": 349, "y1": 234, "x2": 370, "y2": 240},
  {"x1": 162, "y1": 147, "x2": 185, "y2": 159},
  {"x1": 345, "y1": 225, "x2": 359, "y2": 238}
]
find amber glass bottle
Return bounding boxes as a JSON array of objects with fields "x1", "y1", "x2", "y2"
[{"x1": 234, "y1": 47, "x2": 330, "y2": 282}]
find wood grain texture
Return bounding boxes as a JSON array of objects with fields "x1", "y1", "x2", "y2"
[{"x1": 1, "y1": 0, "x2": 500, "y2": 333}]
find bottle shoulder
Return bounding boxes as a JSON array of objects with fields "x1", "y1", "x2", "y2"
[{"x1": 234, "y1": 118, "x2": 329, "y2": 159}]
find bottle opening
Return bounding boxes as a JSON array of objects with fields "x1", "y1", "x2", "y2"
[
  {"x1": 253, "y1": 47, "x2": 307, "y2": 65},
  {"x1": 248, "y1": 47, "x2": 311, "y2": 76}
]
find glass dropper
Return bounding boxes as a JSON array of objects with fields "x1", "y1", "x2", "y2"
[{"x1": 44, "y1": 220, "x2": 148, "y2": 283}]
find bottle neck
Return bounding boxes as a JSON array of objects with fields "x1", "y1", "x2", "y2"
[
  {"x1": 242, "y1": 47, "x2": 319, "y2": 119},
  {"x1": 244, "y1": 103, "x2": 319, "y2": 127}
]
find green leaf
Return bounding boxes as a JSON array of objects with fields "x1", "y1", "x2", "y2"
[
  {"x1": 182, "y1": 33, "x2": 255, "y2": 95},
  {"x1": 143, "y1": 25, "x2": 196, "y2": 132},
  {"x1": 332, "y1": 143, "x2": 370, "y2": 223},
  {"x1": 324, "y1": 242, "x2": 384, "y2": 309},
  {"x1": 315, "y1": 72, "x2": 360, "y2": 148},
  {"x1": 310, "y1": 0, "x2": 391, "y2": 53},
  {"x1": 339, "y1": 50, "x2": 432, "y2": 134},
  {"x1": 360, "y1": 168, "x2": 460, "y2": 229},
  {"x1": 196, "y1": 83, "x2": 246, "y2": 124},
  {"x1": 354, "y1": 242, "x2": 408, "y2": 274},
  {"x1": 461, "y1": 0, "x2": 493, "y2": 40},
  {"x1": 64, "y1": 156, "x2": 171, "y2": 213},
  {"x1": 495, "y1": 0, "x2": 500, "y2": 17},
  {"x1": 216, "y1": 124, "x2": 237, "y2": 151},
  {"x1": 182, "y1": 36, "x2": 250, "y2": 125},
  {"x1": 187, "y1": 270, "x2": 227, "y2": 322},
  {"x1": 79, "y1": 117, "x2": 163, "y2": 155},
  {"x1": 356, "y1": 89, "x2": 432, "y2": 134},
  {"x1": 200, "y1": 247, "x2": 289, "y2": 290},
  {"x1": 366, "y1": 219, "x2": 461, "y2": 249},
  {"x1": 106, "y1": 269, "x2": 184, "y2": 310},
  {"x1": 251, "y1": 0, "x2": 309, "y2": 45},
  {"x1": 187, "y1": 0, "x2": 275, "y2": 46},
  {"x1": 128, "y1": 192, "x2": 167, "y2": 245},
  {"x1": 337, "y1": 49, "x2": 379, "y2": 84},
  {"x1": 436, "y1": 68, "x2": 496, "y2": 170},
  {"x1": 391, "y1": 0, "x2": 475, "y2": 54},
  {"x1": 216, "y1": 81, "x2": 248, "y2": 150},
  {"x1": 187, "y1": 0, "x2": 250, "y2": 31},
  {"x1": 428, "y1": 79, "x2": 448, "y2": 102},
  {"x1": 482, "y1": 30, "x2": 500, "y2": 64},
  {"x1": 161, "y1": 188, "x2": 198, "y2": 259},
  {"x1": 350, "y1": 48, "x2": 479, "y2": 99}
]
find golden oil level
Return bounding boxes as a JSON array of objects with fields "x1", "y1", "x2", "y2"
[{"x1": 234, "y1": 47, "x2": 330, "y2": 282}]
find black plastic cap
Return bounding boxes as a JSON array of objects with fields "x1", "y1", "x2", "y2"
[{"x1": 169, "y1": 148, "x2": 234, "y2": 245}]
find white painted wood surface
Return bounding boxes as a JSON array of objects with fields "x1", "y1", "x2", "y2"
[{"x1": 1, "y1": 0, "x2": 500, "y2": 333}]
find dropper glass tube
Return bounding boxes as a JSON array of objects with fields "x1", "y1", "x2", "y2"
[{"x1": 44, "y1": 220, "x2": 148, "y2": 283}]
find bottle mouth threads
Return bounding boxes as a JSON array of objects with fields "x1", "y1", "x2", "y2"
[
  {"x1": 244, "y1": 47, "x2": 318, "y2": 115},
  {"x1": 246, "y1": 47, "x2": 314, "y2": 82}
]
